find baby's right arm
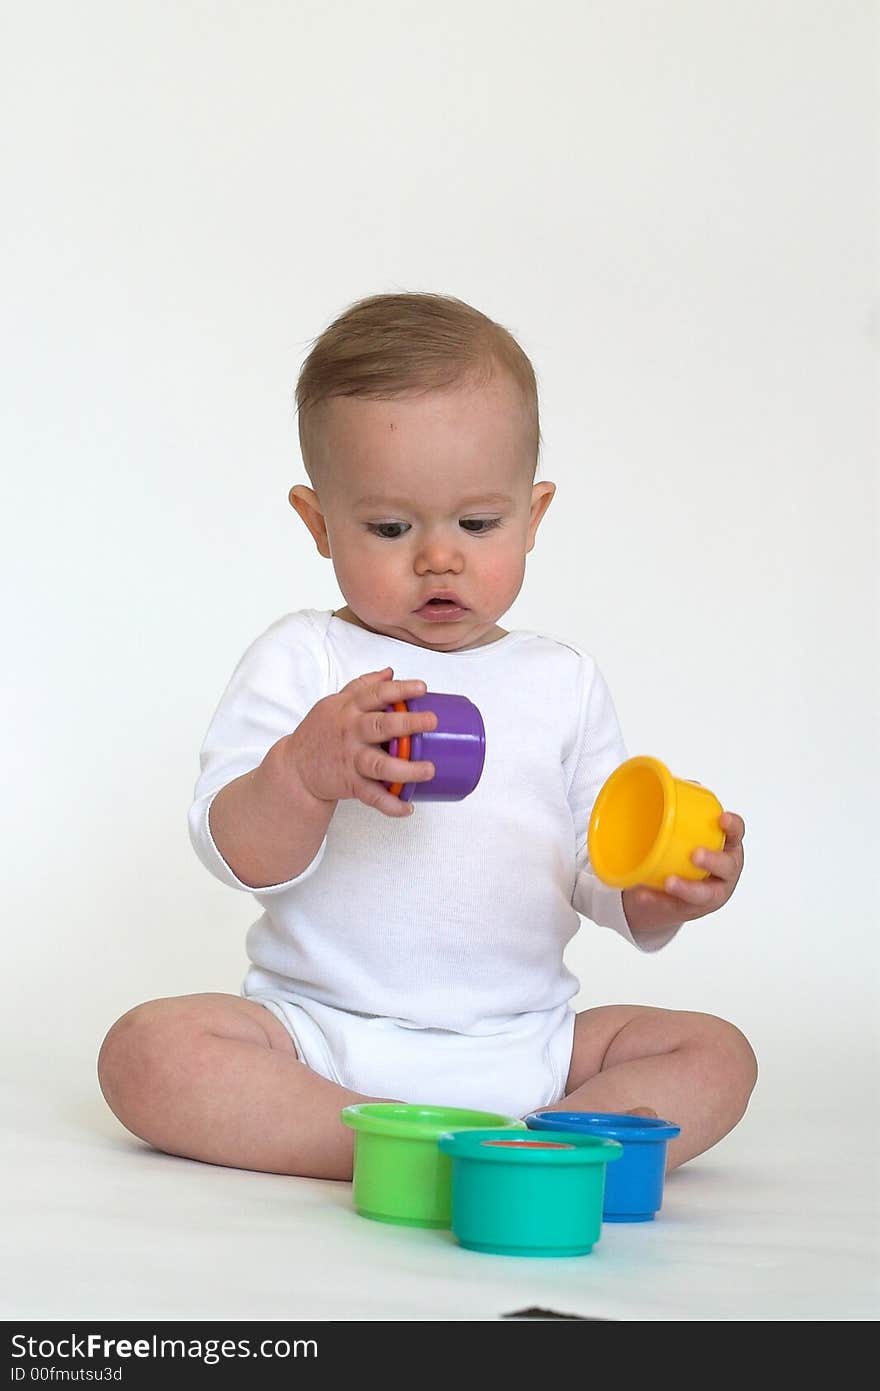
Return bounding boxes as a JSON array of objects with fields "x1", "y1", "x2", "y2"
[{"x1": 208, "y1": 667, "x2": 436, "y2": 889}]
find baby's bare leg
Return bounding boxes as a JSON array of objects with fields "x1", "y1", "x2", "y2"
[
  {"x1": 543, "y1": 1005, "x2": 757, "y2": 1170},
  {"x1": 97, "y1": 993, "x2": 377, "y2": 1179}
]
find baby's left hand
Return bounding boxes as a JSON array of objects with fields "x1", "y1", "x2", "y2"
[{"x1": 622, "y1": 811, "x2": 745, "y2": 934}]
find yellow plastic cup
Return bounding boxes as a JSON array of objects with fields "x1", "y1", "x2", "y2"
[{"x1": 587, "y1": 755, "x2": 725, "y2": 890}]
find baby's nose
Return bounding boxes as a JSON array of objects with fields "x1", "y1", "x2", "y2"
[{"x1": 415, "y1": 540, "x2": 464, "y2": 569}]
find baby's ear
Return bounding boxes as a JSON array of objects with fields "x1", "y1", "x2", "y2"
[
  {"x1": 288, "y1": 483, "x2": 316, "y2": 510},
  {"x1": 526, "y1": 480, "x2": 556, "y2": 552},
  {"x1": 288, "y1": 485, "x2": 331, "y2": 558}
]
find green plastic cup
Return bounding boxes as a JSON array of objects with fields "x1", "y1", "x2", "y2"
[
  {"x1": 438, "y1": 1128, "x2": 623, "y2": 1256},
  {"x1": 340, "y1": 1103, "x2": 526, "y2": 1228}
]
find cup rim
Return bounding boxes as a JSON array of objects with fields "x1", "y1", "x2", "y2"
[
  {"x1": 526, "y1": 1110, "x2": 681, "y2": 1143},
  {"x1": 438, "y1": 1128, "x2": 623, "y2": 1165},
  {"x1": 341, "y1": 1103, "x2": 525, "y2": 1140},
  {"x1": 587, "y1": 755, "x2": 677, "y2": 888}
]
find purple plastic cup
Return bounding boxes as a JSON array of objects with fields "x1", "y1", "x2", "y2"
[{"x1": 384, "y1": 692, "x2": 485, "y2": 802}]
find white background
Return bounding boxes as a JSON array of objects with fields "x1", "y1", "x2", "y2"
[{"x1": 2, "y1": 0, "x2": 876, "y2": 1129}]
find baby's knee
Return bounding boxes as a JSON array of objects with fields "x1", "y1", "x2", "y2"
[
  {"x1": 97, "y1": 998, "x2": 183, "y2": 1122},
  {"x1": 693, "y1": 1013, "x2": 758, "y2": 1107}
]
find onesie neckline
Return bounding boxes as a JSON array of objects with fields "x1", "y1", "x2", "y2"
[{"x1": 326, "y1": 611, "x2": 530, "y2": 658}]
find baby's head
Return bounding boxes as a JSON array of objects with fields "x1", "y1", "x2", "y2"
[{"x1": 290, "y1": 291, "x2": 555, "y2": 652}]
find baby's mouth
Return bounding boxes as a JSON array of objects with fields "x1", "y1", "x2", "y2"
[
  {"x1": 415, "y1": 593, "x2": 468, "y2": 612},
  {"x1": 414, "y1": 598, "x2": 467, "y2": 614},
  {"x1": 415, "y1": 599, "x2": 468, "y2": 619}
]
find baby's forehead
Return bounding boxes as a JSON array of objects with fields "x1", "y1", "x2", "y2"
[
  {"x1": 324, "y1": 381, "x2": 531, "y2": 446},
  {"x1": 311, "y1": 380, "x2": 535, "y2": 502}
]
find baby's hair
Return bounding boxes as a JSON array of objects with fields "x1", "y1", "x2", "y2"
[{"x1": 295, "y1": 291, "x2": 541, "y2": 490}]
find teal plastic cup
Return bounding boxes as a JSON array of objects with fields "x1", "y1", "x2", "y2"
[
  {"x1": 340, "y1": 1104, "x2": 525, "y2": 1228},
  {"x1": 437, "y1": 1128, "x2": 623, "y2": 1256}
]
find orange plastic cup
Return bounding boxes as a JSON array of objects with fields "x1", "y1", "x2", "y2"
[
  {"x1": 587, "y1": 756, "x2": 725, "y2": 890},
  {"x1": 387, "y1": 700, "x2": 410, "y2": 798}
]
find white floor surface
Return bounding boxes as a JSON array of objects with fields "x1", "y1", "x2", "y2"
[{"x1": 4, "y1": 1060, "x2": 877, "y2": 1323}]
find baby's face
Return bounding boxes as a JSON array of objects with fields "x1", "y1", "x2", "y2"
[{"x1": 290, "y1": 371, "x2": 555, "y2": 652}]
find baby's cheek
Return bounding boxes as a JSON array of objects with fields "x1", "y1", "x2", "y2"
[{"x1": 483, "y1": 551, "x2": 521, "y2": 591}]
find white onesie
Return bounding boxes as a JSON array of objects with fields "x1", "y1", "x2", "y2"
[{"x1": 188, "y1": 609, "x2": 678, "y2": 1117}]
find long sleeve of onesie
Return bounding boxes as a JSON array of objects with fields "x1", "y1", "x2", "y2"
[{"x1": 187, "y1": 612, "x2": 330, "y2": 895}]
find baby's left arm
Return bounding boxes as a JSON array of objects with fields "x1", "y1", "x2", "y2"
[{"x1": 622, "y1": 811, "x2": 746, "y2": 936}]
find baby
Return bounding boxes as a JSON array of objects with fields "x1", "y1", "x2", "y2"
[{"x1": 98, "y1": 291, "x2": 756, "y2": 1180}]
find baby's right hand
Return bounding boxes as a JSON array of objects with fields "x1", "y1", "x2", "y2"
[{"x1": 286, "y1": 667, "x2": 437, "y2": 817}]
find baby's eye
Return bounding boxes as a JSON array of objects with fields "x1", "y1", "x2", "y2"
[
  {"x1": 366, "y1": 522, "x2": 410, "y2": 539},
  {"x1": 365, "y1": 518, "x2": 503, "y2": 540}
]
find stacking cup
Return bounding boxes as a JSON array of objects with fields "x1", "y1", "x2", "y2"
[
  {"x1": 526, "y1": 1111, "x2": 681, "y2": 1222},
  {"x1": 438, "y1": 1128, "x2": 622, "y2": 1256},
  {"x1": 340, "y1": 1103, "x2": 524, "y2": 1228},
  {"x1": 587, "y1": 755, "x2": 725, "y2": 889},
  {"x1": 383, "y1": 692, "x2": 485, "y2": 802}
]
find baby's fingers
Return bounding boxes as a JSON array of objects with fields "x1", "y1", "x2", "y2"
[
  {"x1": 355, "y1": 742, "x2": 433, "y2": 783},
  {"x1": 359, "y1": 707, "x2": 437, "y2": 746},
  {"x1": 662, "y1": 874, "x2": 724, "y2": 908},
  {"x1": 354, "y1": 776, "x2": 416, "y2": 818},
  {"x1": 355, "y1": 767, "x2": 435, "y2": 818},
  {"x1": 719, "y1": 811, "x2": 746, "y2": 850},
  {"x1": 691, "y1": 846, "x2": 737, "y2": 881},
  {"x1": 372, "y1": 753, "x2": 435, "y2": 787},
  {"x1": 355, "y1": 667, "x2": 427, "y2": 710}
]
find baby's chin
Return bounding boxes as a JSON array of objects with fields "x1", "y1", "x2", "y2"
[
  {"x1": 337, "y1": 605, "x2": 505, "y2": 651},
  {"x1": 406, "y1": 621, "x2": 508, "y2": 653}
]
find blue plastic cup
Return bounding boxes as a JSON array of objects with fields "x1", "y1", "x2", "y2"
[{"x1": 525, "y1": 1111, "x2": 681, "y2": 1222}]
